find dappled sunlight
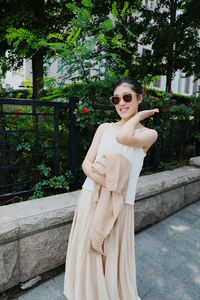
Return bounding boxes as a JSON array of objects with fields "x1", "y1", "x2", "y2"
[
  {"x1": 160, "y1": 247, "x2": 169, "y2": 253},
  {"x1": 156, "y1": 277, "x2": 166, "y2": 288},
  {"x1": 171, "y1": 224, "x2": 190, "y2": 232},
  {"x1": 188, "y1": 263, "x2": 200, "y2": 285}
]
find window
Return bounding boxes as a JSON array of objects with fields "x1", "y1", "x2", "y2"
[
  {"x1": 57, "y1": 59, "x2": 62, "y2": 72},
  {"x1": 142, "y1": 48, "x2": 151, "y2": 57},
  {"x1": 43, "y1": 60, "x2": 49, "y2": 72},
  {"x1": 192, "y1": 79, "x2": 198, "y2": 95},
  {"x1": 178, "y1": 71, "x2": 182, "y2": 94},
  {"x1": 154, "y1": 78, "x2": 161, "y2": 88},
  {"x1": 184, "y1": 77, "x2": 190, "y2": 94},
  {"x1": 66, "y1": 64, "x2": 71, "y2": 73},
  {"x1": 150, "y1": 1, "x2": 154, "y2": 9},
  {"x1": 78, "y1": 66, "x2": 83, "y2": 75}
]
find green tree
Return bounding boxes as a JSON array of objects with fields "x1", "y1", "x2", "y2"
[
  {"x1": 179, "y1": 0, "x2": 200, "y2": 80},
  {"x1": 135, "y1": 0, "x2": 200, "y2": 92},
  {"x1": 0, "y1": 0, "x2": 73, "y2": 100},
  {"x1": 105, "y1": 0, "x2": 143, "y2": 79},
  {"x1": 40, "y1": 0, "x2": 139, "y2": 100}
]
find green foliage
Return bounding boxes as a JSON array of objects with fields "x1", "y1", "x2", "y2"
[
  {"x1": 136, "y1": 0, "x2": 200, "y2": 89},
  {"x1": 82, "y1": 0, "x2": 93, "y2": 8},
  {"x1": 73, "y1": 101, "x2": 95, "y2": 130},
  {"x1": 0, "y1": 84, "x2": 15, "y2": 98},
  {"x1": 120, "y1": 1, "x2": 129, "y2": 20},
  {"x1": 0, "y1": 88, "x2": 29, "y2": 99},
  {"x1": 0, "y1": 0, "x2": 78, "y2": 97},
  {"x1": 28, "y1": 164, "x2": 74, "y2": 200},
  {"x1": 1, "y1": 0, "x2": 200, "y2": 94},
  {"x1": 13, "y1": 72, "x2": 33, "y2": 99},
  {"x1": 112, "y1": 1, "x2": 118, "y2": 18},
  {"x1": 99, "y1": 19, "x2": 113, "y2": 31},
  {"x1": 158, "y1": 161, "x2": 174, "y2": 171},
  {"x1": 4, "y1": 27, "x2": 45, "y2": 86},
  {"x1": 6, "y1": 28, "x2": 40, "y2": 54},
  {"x1": 41, "y1": 0, "x2": 134, "y2": 101}
]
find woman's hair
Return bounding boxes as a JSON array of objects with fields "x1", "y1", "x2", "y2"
[{"x1": 113, "y1": 78, "x2": 143, "y2": 95}]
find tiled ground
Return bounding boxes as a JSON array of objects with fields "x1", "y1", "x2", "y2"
[{"x1": 10, "y1": 200, "x2": 200, "y2": 300}]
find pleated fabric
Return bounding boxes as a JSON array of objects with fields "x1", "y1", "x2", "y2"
[{"x1": 63, "y1": 187, "x2": 141, "y2": 300}]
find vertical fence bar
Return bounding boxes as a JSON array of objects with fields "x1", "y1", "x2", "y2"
[
  {"x1": 152, "y1": 111, "x2": 160, "y2": 171},
  {"x1": 34, "y1": 111, "x2": 39, "y2": 179},
  {"x1": 54, "y1": 105, "x2": 60, "y2": 176},
  {"x1": 168, "y1": 117, "x2": 173, "y2": 160},
  {"x1": 69, "y1": 96, "x2": 79, "y2": 190},
  {"x1": 0, "y1": 111, "x2": 7, "y2": 187},
  {"x1": 195, "y1": 113, "x2": 200, "y2": 155}
]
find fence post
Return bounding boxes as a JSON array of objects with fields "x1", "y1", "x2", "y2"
[
  {"x1": 195, "y1": 113, "x2": 200, "y2": 156},
  {"x1": 152, "y1": 111, "x2": 160, "y2": 171},
  {"x1": 54, "y1": 105, "x2": 60, "y2": 176},
  {"x1": 69, "y1": 96, "x2": 79, "y2": 190}
]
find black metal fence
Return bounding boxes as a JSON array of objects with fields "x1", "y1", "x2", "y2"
[
  {"x1": 0, "y1": 97, "x2": 200, "y2": 204},
  {"x1": 0, "y1": 97, "x2": 77, "y2": 203}
]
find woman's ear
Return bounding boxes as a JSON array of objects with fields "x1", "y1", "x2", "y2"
[{"x1": 138, "y1": 94, "x2": 143, "y2": 104}]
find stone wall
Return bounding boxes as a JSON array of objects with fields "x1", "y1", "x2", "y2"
[{"x1": 0, "y1": 156, "x2": 200, "y2": 294}]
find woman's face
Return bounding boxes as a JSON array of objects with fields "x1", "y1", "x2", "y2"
[{"x1": 113, "y1": 83, "x2": 142, "y2": 121}]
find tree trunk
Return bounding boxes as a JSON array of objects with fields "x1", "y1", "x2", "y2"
[
  {"x1": 166, "y1": 58, "x2": 173, "y2": 92},
  {"x1": 32, "y1": 48, "x2": 44, "y2": 100},
  {"x1": 32, "y1": 48, "x2": 44, "y2": 115},
  {"x1": 31, "y1": 0, "x2": 45, "y2": 115},
  {"x1": 165, "y1": 0, "x2": 177, "y2": 92}
]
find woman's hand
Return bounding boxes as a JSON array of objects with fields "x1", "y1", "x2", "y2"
[
  {"x1": 91, "y1": 170, "x2": 107, "y2": 188},
  {"x1": 135, "y1": 108, "x2": 159, "y2": 121}
]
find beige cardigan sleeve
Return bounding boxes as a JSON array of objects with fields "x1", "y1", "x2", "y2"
[{"x1": 89, "y1": 152, "x2": 132, "y2": 256}]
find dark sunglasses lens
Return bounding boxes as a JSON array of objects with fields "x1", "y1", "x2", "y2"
[
  {"x1": 111, "y1": 96, "x2": 120, "y2": 105},
  {"x1": 123, "y1": 94, "x2": 132, "y2": 102}
]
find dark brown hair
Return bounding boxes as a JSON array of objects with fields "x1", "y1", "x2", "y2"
[{"x1": 113, "y1": 78, "x2": 143, "y2": 95}]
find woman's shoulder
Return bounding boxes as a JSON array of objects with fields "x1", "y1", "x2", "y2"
[
  {"x1": 99, "y1": 122, "x2": 110, "y2": 128},
  {"x1": 97, "y1": 122, "x2": 111, "y2": 136}
]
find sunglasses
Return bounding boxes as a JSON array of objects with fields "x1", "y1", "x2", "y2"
[{"x1": 110, "y1": 93, "x2": 140, "y2": 105}]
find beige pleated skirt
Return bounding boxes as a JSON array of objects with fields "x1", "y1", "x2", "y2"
[{"x1": 63, "y1": 187, "x2": 141, "y2": 300}]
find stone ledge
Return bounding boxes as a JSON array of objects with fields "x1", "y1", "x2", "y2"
[
  {"x1": 0, "y1": 190, "x2": 79, "y2": 245},
  {"x1": 1, "y1": 156, "x2": 200, "y2": 293},
  {"x1": 189, "y1": 156, "x2": 200, "y2": 168},
  {"x1": 0, "y1": 206, "x2": 19, "y2": 244},
  {"x1": 136, "y1": 165, "x2": 200, "y2": 200}
]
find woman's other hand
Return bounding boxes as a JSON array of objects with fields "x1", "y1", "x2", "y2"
[{"x1": 91, "y1": 171, "x2": 107, "y2": 188}]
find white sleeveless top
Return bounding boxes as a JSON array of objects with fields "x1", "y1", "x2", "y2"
[{"x1": 82, "y1": 123, "x2": 147, "y2": 205}]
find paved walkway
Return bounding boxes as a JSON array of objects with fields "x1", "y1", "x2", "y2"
[{"x1": 8, "y1": 200, "x2": 200, "y2": 300}]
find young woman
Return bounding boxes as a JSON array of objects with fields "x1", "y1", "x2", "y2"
[{"x1": 64, "y1": 78, "x2": 159, "y2": 300}]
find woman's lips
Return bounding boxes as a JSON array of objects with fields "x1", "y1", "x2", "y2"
[{"x1": 120, "y1": 107, "x2": 129, "y2": 112}]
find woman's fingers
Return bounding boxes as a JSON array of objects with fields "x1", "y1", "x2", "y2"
[
  {"x1": 150, "y1": 108, "x2": 159, "y2": 113},
  {"x1": 149, "y1": 108, "x2": 159, "y2": 115},
  {"x1": 136, "y1": 108, "x2": 159, "y2": 121},
  {"x1": 146, "y1": 109, "x2": 158, "y2": 115}
]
